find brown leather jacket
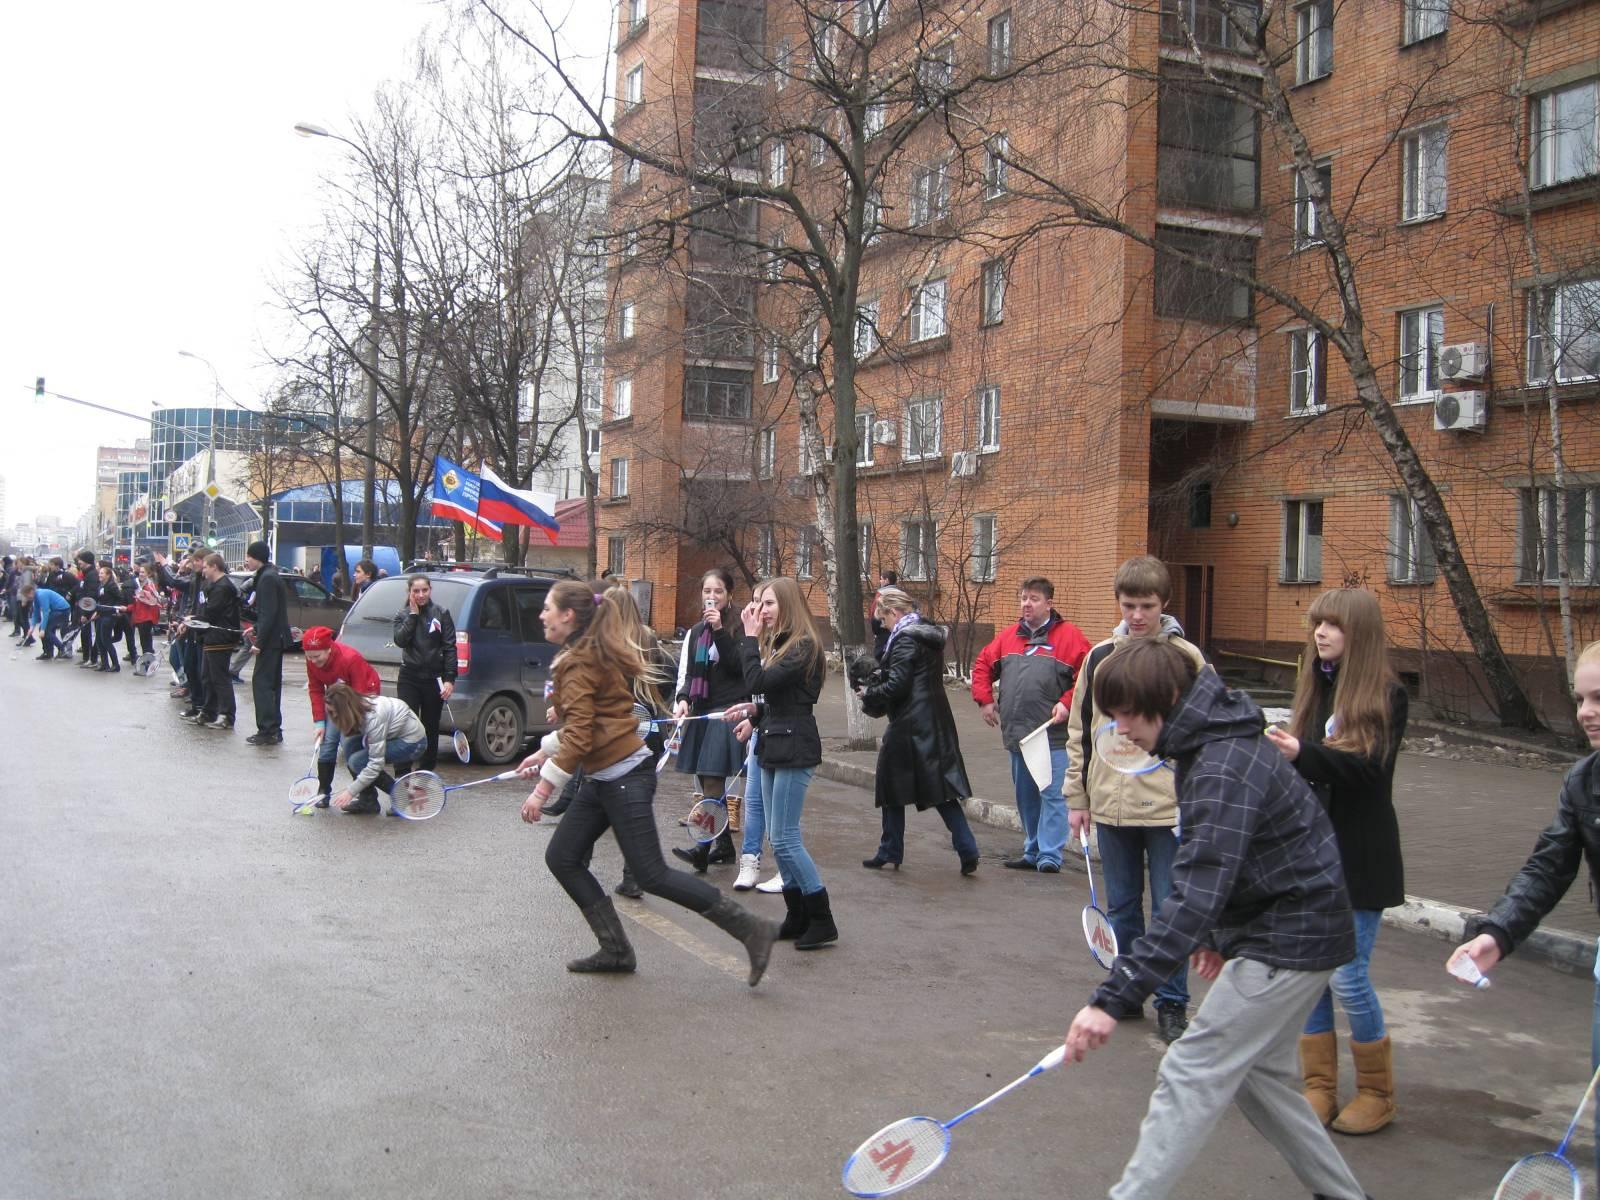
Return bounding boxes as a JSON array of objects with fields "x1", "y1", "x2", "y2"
[{"x1": 545, "y1": 640, "x2": 648, "y2": 784}]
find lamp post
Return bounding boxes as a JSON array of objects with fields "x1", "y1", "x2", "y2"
[{"x1": 295, "y1": 120, "x2": 381, "y2": 561}]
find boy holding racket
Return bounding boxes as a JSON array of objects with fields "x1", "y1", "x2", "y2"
[
  {"x1": 1065, "y1": 557, "x2": 1206, "y2": 1043},
  {"x1": 1063, "y1": 637, "x2": 1367, "y2": 1200}
]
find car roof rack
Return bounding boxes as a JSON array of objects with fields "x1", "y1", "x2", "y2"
[{"x1": 403, "y1": 559, "x2": 579, "y2": 581}]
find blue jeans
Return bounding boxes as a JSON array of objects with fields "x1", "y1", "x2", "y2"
[
  {"x1": 761, "y1": 764, "x2": 822, "y2": 895},
  {"x1": 1008, "y1": 747, "x2": 1070, "y2": 868},
  {"x1": 877, "y1": 803, "x2": 979, "y2": 864},
  {"x1": 39, "y1": 611, "x2": 66, "y2": 656},
  {"x1": 1303, "y1": 908, "x2": 1385, "y2": 1041},
  {"x1": 739, "y1": 739, "x2": 766, "y2": 857},
  {"x1": 1098, "y1": 823, "x2": 1189, "y2": 1007},
  {"x1": 346, "y1": 736, "x2": 427, "y2": 787},
  {"x1": 315, "y1": 717, "x2": 362, "y2": 768}
]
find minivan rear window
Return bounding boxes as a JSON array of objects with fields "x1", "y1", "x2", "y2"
[{"x1": 353, "y1": 576, "x2": 474, "y2": 625}]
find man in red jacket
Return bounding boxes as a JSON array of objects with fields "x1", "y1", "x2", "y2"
[
  {"x1": 303, "y1": 626, "x2": 382, "y2": 810},
  {"x1": 971, "y1": 576, "x2": 1090, "y2": 872}
]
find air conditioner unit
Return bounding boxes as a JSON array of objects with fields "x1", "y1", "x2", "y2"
[
  {"x1": 1439, "y1": 342, "x2": 1487, "y2": 382},
  {"x1": 1433, "y1": 390, "x2": 1487, "y2": 433},
  {"x1": 872, "y1": 419, "x2": 898, "y2": 445},
  {"x1": 950, "y1": 450, "x2": 979, "y2": 478}
]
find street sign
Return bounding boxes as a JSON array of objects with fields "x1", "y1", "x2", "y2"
[
  {"x1": 172, "y1": 533, "x2": 192, "y2": 552},
  {"x1": 204, "y1": 483, "x2": 220, "y2": 499}
]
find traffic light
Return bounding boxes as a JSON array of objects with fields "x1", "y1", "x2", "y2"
[
  {"x1": 205, "y1": 522, "x2": 219, "y2": 549},
  {"x1": 34, "y1": 376, "x2": 45, "y2": 397}
]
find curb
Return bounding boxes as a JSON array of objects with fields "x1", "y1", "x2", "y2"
[{"x1": 816, "y1": 755, "x2": 1593, "y2": 977}]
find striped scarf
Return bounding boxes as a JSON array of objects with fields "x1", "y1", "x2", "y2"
[{"x1": 686, "y1": 610, "x2": 726, "y2": 702}]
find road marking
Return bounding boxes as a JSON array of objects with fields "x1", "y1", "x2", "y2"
[{"x1": 620, "y1": 904, "x2": 746, "y2": 981}]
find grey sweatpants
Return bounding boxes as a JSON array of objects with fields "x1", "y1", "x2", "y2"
[{"x1": 1111, "y1": 958, "x2": 1366, "y2": 1200}]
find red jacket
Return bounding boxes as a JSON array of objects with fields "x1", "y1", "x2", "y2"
[
  {"x1": 971, "y1": 611, "x2": 1091, "y2": 752},
  {"x1": 307, "y1": 641, "x2": 381, "y2": 722}
]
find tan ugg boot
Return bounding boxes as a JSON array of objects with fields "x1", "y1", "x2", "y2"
[
  {"x1": 1299, "y1": 1032, "x2": 1339, "y2": 1127},
  {"x1": 1332, "y1": 1035, "x2": 1395, "y2": 1135}
]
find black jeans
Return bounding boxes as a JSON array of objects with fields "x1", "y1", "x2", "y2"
[
  {"x1": 252, "y1": 642, "x2": 285, "y2": 736},
  {"x1": 182, "y1": 637, "x2": 207, "y2": 710},
  {"x1": 202, "y1": 647, "x2": 236, "y2": 720},
  {"x1": 95, "y1": 617, "x2": 119, "y2": 668},
  {"x1": 545, "y1": 759, "x2": 720, "y2": 913},
  {"x1": 397, "y1": 670, "x2": 443, "y2": 770},
  {"x1": 135, "y1": 623, "x2": 154, "y2": 655}
]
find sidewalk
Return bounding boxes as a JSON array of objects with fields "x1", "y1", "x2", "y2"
[{"x1": 813, "y1": 672, "x2": 1596, "y2": 976}]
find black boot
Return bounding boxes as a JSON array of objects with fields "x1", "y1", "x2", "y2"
[
  {"x1": 702, "y1": 895, "x2": 779, "y2": 986},
  {"x1": 777, "y1": 887, "x2": 808, "y2": 940},
  {"x1": 706, "y1": 828, "x2": 737, "y2": 865},
  {"x1": 314, "y1": 759, "x2": 335, "y2": 808},
  {"x1": 672, "y1": 842, "x2": 712, "y2": 873},
  {"x1": 614, "y1": 866, "x2": 643, "y2": 898},
  {"x1": 794, "y1": 888, "x2": 838, "y2": 950},
  {"x1": 568, "y1": 898, "x2": 636, "y2": 973}
]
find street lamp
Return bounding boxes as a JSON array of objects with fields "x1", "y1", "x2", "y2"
[{"x1": 295, "y1": 118, "x2": 381, "y2": 561}]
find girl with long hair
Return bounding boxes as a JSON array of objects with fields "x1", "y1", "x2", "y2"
[
  {"x1": 723, "y1": 576, "x2": 837, "y2": 949},
  {"x1": 518, "y1": 581, "x2": 776, "y2": 986},
  {"x1": 1266, "y1": 587, "x2": 1407, "y2": 1136},
  {"x1": 323, "y1": 681, "x2": 428, "y2": 814},
  {"x1": 670, "y1": 568, "x2": 750, "y2": 873},
  {"x1": 392, "y1": 574, "x2": 457, "y2": 771}
]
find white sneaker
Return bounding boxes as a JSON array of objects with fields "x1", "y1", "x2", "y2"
[
  {"x1": 733, "y1": 854, "x2": 761, "y2": 891},
  {"x1": 755, "y1": 870, "x2": 786, "y2": 894}
]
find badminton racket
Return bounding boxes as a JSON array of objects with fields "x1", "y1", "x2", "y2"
[
  {"x1": 684, "y1": 792, "x2": 730, "y2": 844},
  {"x1": 439, "y1": 678, "x2": 471, "y2": 763},
  {"x1": 1492, "y1": 1060, "x2": 1600, "y2": 1200},
  {"x1": 1091, "y1": 720, "x2": 1175, "y2": 776},
  {"x1": 655, "y1": 719, "x2": 684, "y2": 773},
  {"x1": 1079, "y1": 826, "x2": 1119, "y2": 970},
  {"x1": 288, "y1": 749, "x2": 324, "y2": 812},
  {"x1": 181, "y1": 619, "x2": 246, "y2": 634},
  {"x1": 75, "y1": 597, "x2": 126, "y2": 614},
  {"x1": 388, "y1": 768, "x2": 523, "y2": 821},
  {"x1": 842, "y1": 1045, "x2": 1067, "y2": 1197}
]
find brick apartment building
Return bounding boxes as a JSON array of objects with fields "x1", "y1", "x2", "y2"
[{"x1": 595, "y1": 0, "x2": 1600, "y2": 723}]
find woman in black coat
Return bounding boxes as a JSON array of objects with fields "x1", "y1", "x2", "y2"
[{"x1": 855, "y1": 589, "x2": 979, "y2": 875}]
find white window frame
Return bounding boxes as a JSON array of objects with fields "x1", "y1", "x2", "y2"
[
  {"x1": 855, "y1": 300, "x2": 879, "y2": 358},
  {"x1": 756, "y1": 527, "x2": 775, "y2": 577},
  {"x1": 1282, "y1": 498, "x2": 1324, "y2": 583},
  {"x1": 855, "y1": 410, "x2": 875, "y2": 467},
  {"x1": 1398, "y1": 306, "x2": 1444, "y2": 402},
  {"x1": 1388, "y1": 494, "x2": 1437, "y2": 583},
  {"x1": 919, "y1": 40, "x2": 955, "y2": 93},
  {"x1": 909, "y1": 161, "x2": 950, "y2": 227},
  {"x1": 978, "y1": 384, "x2": 1001, "y2": 452},
  {"x1": 1294, "y1": 161, "x2": 1331, "y2": 249},
  {"x1": 864, "y1": 102, "x2": 886, "y2": 139},
  {"x1": 908, "y1": 279, "x2": 947, "y2": 342},
  {"x1": 1403, "y1": 0, "x2": 1447, "y2": 43},
  {"x1": 618, "y1": 300, "x2": 635, "y2": 341},
  {"x1": 584, "y1": 427, "x2": 601, "y2": 458},
  {"x1": 607, "y1": 536, "x2": 626, "y2": 578},
  {"x1": 621, "y1": 155, "x2": 640, "y2": 186},
  {"x1": 864, "y1": 190, "x2": 882, "y2": 243},
  {"x1": 853, "y1": 0, "x2": 888, "y2": 38},
  {"x1": 799, "y1": 428, "x2": 819, "y2": 476},
  {"x1": 971, "y1": 514, "x2": 998, "y2": 582},
  {"x1": 1295, "y1": 0, "x2": 1332, "y2": 84},
  {"x1": 768, "y1": 140, "x2": 788, "y2": 186},
  {"x1": 859, "y1": 520, "x2": 873, "y2": 577},
  {"x1": 612, "y1": 376, "x2": 633, "y2": 420},
  {"x1": 757, "y1": 426, "x2": 776, "y2": 479},
  {"x1": 900, "y1": 518, "x2": 936, "y2": 581},
  {"x1": 1528, "y1": 278, "x2": 1600, "y2": 385},
  {"x1": 981, "y1": 259, "x2": 1006, "y2": 326},
  {"x1": 797, "y1": 526, "x2": 818, "y2": 579},
  {"x1": 1401, "y1": 125, "x2": 1448, "y2": 222},
  {"x1": 1290, "y1": 328, "x2": 1325, "y2": 414},
  {"x1": 811, "y1": 130, "x2": 827, "y2": 166},
  {"x1": 1520, "y1": 485, "x2": 1600, "y2": 583},
  {"x1": 774, "y1": 38, "x2": 792, "y2": 91},
  {"x1": 988, "y1": 11, "x2": 1013, "y2": 72},
  {"x1": 903, "y1": 396, "x2": 942, "y2": 461},
  {"x1": 610, "y1": 455, "x2": 630, "y2": 499},
  {"x1": 1531, "y1": 79, "x2": 1598, "y2": 189},
  {"x1": 762, "y1": 334, "x2": 780, "y2": 383},
  {"x1": 984, "y1": 133, "x2": 1010, "y2": 199},
  {"x1": 624, "y1": 64, "x2": 643, "y2": 109},
  {"x1": 627, "y1": 0, "x2": 647, "y2": 31}
]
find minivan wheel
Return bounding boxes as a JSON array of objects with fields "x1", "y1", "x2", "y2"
[{"x1": 474, "y1": 695, "x2": 526, "y2": 765}]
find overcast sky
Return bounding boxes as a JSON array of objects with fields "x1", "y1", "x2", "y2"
[{"x1": 0, "y1": 0, "x2": 609, "y2": 529}]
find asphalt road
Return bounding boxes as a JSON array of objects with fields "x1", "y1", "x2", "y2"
[{"x1": 2, "y1": 649, "x2": 1596, "y2": 1199}]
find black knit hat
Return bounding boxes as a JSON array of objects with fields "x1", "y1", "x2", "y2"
[{"x1": 246, "y1": 541, "x2": 271, "y2": 565}]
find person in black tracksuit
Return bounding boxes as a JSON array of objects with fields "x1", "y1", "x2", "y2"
[
  {"x1": 244, "y1": 542, "x2": 291, "y2": 745},
  {"x1": 91, "y1": 565, "x2": 125, "y2": 672},
  {"x1": 73, "y1": 552, "x2": 98, "y2": 663},
  {"x1": 392, "y1": 574, "x2": 457, "y2": 771},
  {"x1": 164, "y1": 548, "x2": 211, "y2": 718},
  {"x1": 187, "y1": 553, "x2": 240, "y2": 730}
]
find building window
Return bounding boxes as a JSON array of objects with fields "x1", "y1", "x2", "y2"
[
  {"x1": 618, "y1": 301, "x2": 635, "y2": 341},
  {"x1": 1531, "y1": 80, "x2": 1598, "y2": 189},
  {"x1": 768, "y1": 140, "x2": 788, "y2": 186},
  {"x1": 607, "y1": 536, "x2": 626, "y2": 578},
  {"x1": 1398, "y1": 306, "x2": 1444, "y2": 401},
  {"x1": 971, "y1": 515, "x2": 998, "y2": 582},
  {"x1": 621, "y1": 156, "x2": 640, "y2": 186},
  {"x1": 1290, "y1": 329, "x2": 1325, "y2": 413},
  {"x1": 1401, "y1": 126, "x2": 1447, "y2": 221},
  {"x1": 1282, "y1": 499, "x2": 1323, "y2": 583},
  {"x1": 584, "y1": 427, "x2": 601, "y2": 458},
  {"x1": 855, "y1": 410, "x2": 875, "y2": 467},
  {"x1": 774, "y1": 38, "x2": 791, "y2": 90},
  {"x1": 984, "y1": 133, "x2": 1010, "y2": 199},
  {"x1": 1157, "y1": 68, "x2": 1260, "y2": 213},
  {"x1": 758, "y1": 426, "x2": 776, "y2": 479},
  {"x1": 624, "y1": 64, "x2": 643, "y2": 109},
  {"x1": 1403, "y1": 0, "x2": 1446, "y2": 42},
  {"x1": 1520, "y1": 485, "x2": 1600, "y2": 583},
  {"x1": 909, "y1": 162, "x2": 950, "y2": 227},
  {"x1": 919, "y1": 40, "x2": 955, "y2": 93},
  {"x1": 808, "y1": 321, "x2": 822, "y2": 368},
  {"x1": 1528, "y1": 278, "x2": 1600, "y2": 384},
  {"x1": 864, "y1": 190, "x2": 882, "y2": 244},
  {"x1": 1295, "y1": 0, "x2": 1332, "y2": 84},
  {"x1": 909, "y1": 279, "x2": 947, "y2": 342},
  {"x1": 811, "y1": 130, "x2": 828, "y2": 166},
  {"x1": 1159, "y1": 0, "x2": 1260, "y2": 52},
  {"x1": 904, "y1": 396, "x2": 942, "y2": 461},
  {"x1": 1388, "y1": 495, "x2": 1437, "y2": 583},
  {"x1": 987, "y1": 11, "x2": 1013, "y2": 72},
  {"x1": 859, "y1": 519, "x2": 873, "y2": 576},
  {"x1": 1154, "y1": 227, "x2": 1255, "y2": 325},
  {"x1": 978, "y1": 384, "x2": 1000, "y2": 452},
  {"x1": 610, "y1": 456, "x2": 630, "y2": 499},
  {"x1": 1188, "y1": 481, "x2": 1213, "y2": 528},
  {"x1": 853, "y1": 0, "x2": 888, "y2": 37},
  {"x1": 981, "y1": 260, "x2": 1006, "y2": 326},
  {"x1": 627, "y1": 0, "x2": 647, "y2": 31},
  {"x1": 756, "y1": 527, "x2": 776, "y2": 576},
  {"x1": 855, "y1": 300, "x2": 879, "y2": 357},
  {"x1": 1294, "y1": 160, "x2": 1331, "y2": 248},
  {"x1": 612, "y1": 376, "x2": 633, "y2": 419},
  {"x1": 797, "y1": 526, "x2": 818, "y2": 579},
  {"x1": 683, "y1": 367, "x2": 752, "y2": 421},
  {"x1": 901, "y1": 519, "x2": 936, "y2": 581},
  {"x1": 799, "y1": 429, "x2": 820, "y2": 476},
  {"x1": 864, "y1": 102, "x2": 886, "y2": 139},
  {"x1": 762, "y1": 335, "x2": 780, "y2": 383}
]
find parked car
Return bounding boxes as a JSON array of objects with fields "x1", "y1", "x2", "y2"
[
  {"x1": 334, "y1": 567, "x2": 574, "y2": 764},
  {"x1": 228, "y1": 570, "x2": 352, "y2": 649}
]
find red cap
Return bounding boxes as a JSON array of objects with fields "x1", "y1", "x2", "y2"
[{"x1": 301, "y1": 626, "x2": 335, "y2": 652}]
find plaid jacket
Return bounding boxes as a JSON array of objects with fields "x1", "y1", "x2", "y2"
[{"x1": 1091, "y1": 669, "x2": 1355, "y2": 1018}]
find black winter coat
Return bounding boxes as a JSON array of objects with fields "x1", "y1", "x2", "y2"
[
  {"x1": 1466, "y1": 751, "x2": 1600, "y2": 958},
  {"x1": 859, "y1": 620, "x2": 971, "y2": 810},
  {"x1": 1292, "y1": 668, "x2": 1408, "y2": 910},
  {"x1": 393, "y1": 601, "x2": 457, "y2": 681},
  {"x1": 740, "y1": 633, "x2": 823, "y2": 770},
  {"x1": 197, "y1": 574, "x2": 242, "y2": 648},
  {"x1": 250, "y1": 563, "x2": 292, "y2": 651}
]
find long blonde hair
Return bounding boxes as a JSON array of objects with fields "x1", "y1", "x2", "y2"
[
  {"x1": 1289, "y1": 588, "x2": 1396, "y2": 760},
  {"x1": 756, "y1": 576, "x2": 827, "y2": 676}
]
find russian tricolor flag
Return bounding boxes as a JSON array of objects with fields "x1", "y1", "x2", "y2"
[
  {"x1": 478, "y1": 465, "x2": 561, "y2": 545},
  {"x1": 430, "y1": 456, "x2": 503, "y2": 541}
]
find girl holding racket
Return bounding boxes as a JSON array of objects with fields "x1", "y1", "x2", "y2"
[
  {"x1": 518, "y1": 582, "x2": 777, "y2": 986},
  {"x1": 1450, "y1": 637, "x2": 1600, "y2": 1191},
  {"x1": 323, "y1": 682, "x2": 428, "y2": 814},
  {"x1": 669, "y1": 568, "x2": 749, "y2": 873},
  {"x1": 1266, "y1": 587, "x2": 1407, "y2": 1136}
]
